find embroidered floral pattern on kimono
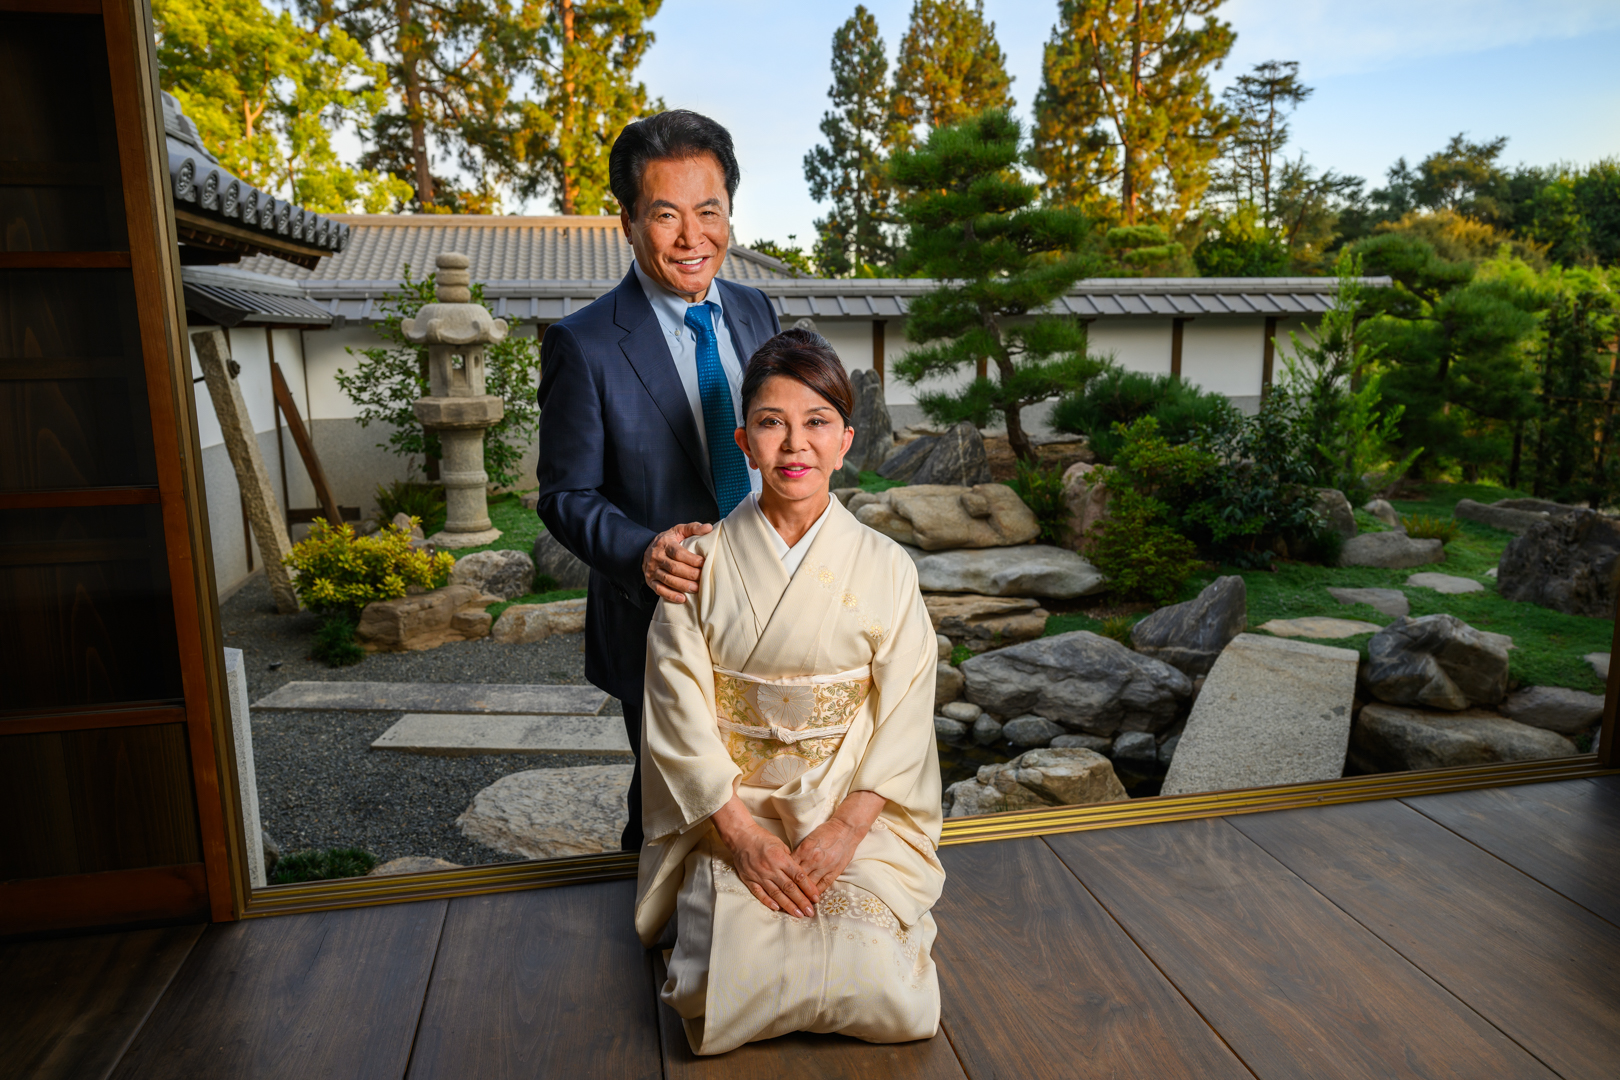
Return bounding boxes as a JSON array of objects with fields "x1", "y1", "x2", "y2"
[{"x1": 714, "y1": 670, "x2": 871, "y2": 788}]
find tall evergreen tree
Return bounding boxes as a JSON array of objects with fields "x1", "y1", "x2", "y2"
[
  {"x1": 1033, "y1": 0, "x2": 1235, "y2": 228},
  {"x1": 1211, "y1": 60, "x2": 1310, "y2": 223},
  {"x1": 890, "y1": 0, "x2": 1013, "y2": 143},
  {"x1": 803, "y1": 5, "x2": 896, "y2": 276},
  {"x1": 891, "y1": 111, "x2": 1106, "y2": 463}
]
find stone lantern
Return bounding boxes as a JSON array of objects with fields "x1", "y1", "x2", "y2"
[{"x1": 404, "y1": 252, "x2": 506, "y2": 547}]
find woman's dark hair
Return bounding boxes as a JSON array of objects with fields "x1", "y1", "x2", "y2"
[
  {"x1": 741, "y1": 328, "x2": 854, "y2": 425},
  {"x1": 609, "y1": 110, "x2": 741, "y2": 217}
]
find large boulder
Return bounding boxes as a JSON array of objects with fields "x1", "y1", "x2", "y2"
[
  {"x1": 1314, "y1": 489, "x2": 1358, "y2": 539},
  {"x1": 910, "y1": 545, "x2": 1107, "y2": 598},
  {"x1": 876, "y1": 435, "x2": 938, "y2": 482},
  {"x1": 455, "y1": 765, "x2": 631, "y2": 859},
  {"x1": 845, "y1": 368, "x2": 894, "y2": 473},
  {"x1": 1494, "y1": 497, "x2": 1581, "y2": 515},
  {"x1": 449, "y1": 548, "x2": 535, "y2": 600},
  {"x1": 490, "y1": 597, "x2": 588, "y2": 644},
  {"x1": 1497, "y1": 509, "x2": 1620, "y2": 617},
  {"x1": 1130, "y1": 575, "x2": 1247, "y2": 677},
  {"x1": 1340, "y1": 531, "x2": 1444, "y2": 568},
  {"x1": 1061, "y1": 461, "x2": 1112, "y2": 553},
  {"x1": 1500, "y1": 685, "x2": 1605, "y2": 736},
  {"x1": 1363, "y1": 499, "x2": 1402, "y2": 530},
  {"x1": 1453, "y1": 498, "x2": 1548, "y2": 535},
  {"x1": 1363, "y1": 614, "x2": 1510, "y2": 710},
  {"x1": 961, "y1": 631, "x2": 1192, "y2": 737},
  {"x1": 856, "y1": 484, "x2": 1039, "y2": 550},
  {"x1": 1350, "y1": 704, "x2": 1577, "y2": 773},
  {"x1": 944, "y1": 747, "x2": 1126, "y2": 816},
  {"x1": 925, "y1": 594, "x2": 1049, "y2": 653},
  {"x1": 1002, "y1": 715, "x2": 1066, "y2": 747},
  {"x1": 531, "y1": 529, "x2": 591, "y2": 589},
  {"x1": 356, "y1": 584, "x2": 497, "y2": 651},
  {"x1": 935, "y1": 661, "x2": 964, "y2": 705},
  {"x1": 911, "y1": 421, "x2": 993, "y2": 486}
]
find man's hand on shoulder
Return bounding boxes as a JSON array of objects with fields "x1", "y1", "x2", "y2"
[{"x1": 643, "y1": 522, "x2": 711, "y2": 603}]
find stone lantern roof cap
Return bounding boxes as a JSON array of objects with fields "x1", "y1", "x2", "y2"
[{"x1": 402, "y1": 252, "x2": 508, "y2": 345}]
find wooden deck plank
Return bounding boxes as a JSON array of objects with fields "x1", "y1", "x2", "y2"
[
  {"x1": 109, "y1": 901, "x2": 446, "y2": 1080},
  {"x1": 0, "y1": 925, "x2": 201, "y2": 1080},
  {"x1": 1404, "y1": 779, "x2": 1620, "y2": 926},
  {"x1": 1047, "y1": 818, "x2": 1559, "y2": 1080},
  {"x1": 406, "y1": 881, "x2": 661, "y2": 1080},
  {"x1": 652, "y1": 952, "x2": 966, "y2": 1079},
  {"x1": 1232, "y1": 799, "x2": 1620, "y2": 1080},
  {"x1": 933, "y1": 837, "x2": 1253, "y2": 1080}
]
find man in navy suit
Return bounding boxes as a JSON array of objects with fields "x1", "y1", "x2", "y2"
[{"x1": 536, "y1": 110, "x2": 781, "y2": 850}]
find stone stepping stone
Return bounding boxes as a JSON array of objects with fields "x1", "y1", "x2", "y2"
[
  {"x1": 1587, "y1": 652, "x2": 1610, "y2": 681},
  {"x1": 252, "y1": 681, "x2": 608, "y2": 715},
  {"x1": 456, "y1": 764, "x2": 631, "y2": 860},
  {"x1": 370, "y1": 713, "x2": 631, "y2": 756},
  {"x1": 1258, "y1": 617, "x2": 1382, "y2": 639},
  {"x1": 1406, "y1": 572, "x2": 1486, "y2": 594},
  {"x1": 1161, "y1": 634, "x2": 1359, "y2": 797},
  {"x1": 1327, "y1": 586, "x2": 1409, "y2": 618}
]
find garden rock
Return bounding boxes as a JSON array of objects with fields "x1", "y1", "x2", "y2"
[
  {"x1": 1363, "y1": 499, "x2": 1402, "y2": 529},
  {"x1": 519, "y1": 492, "x2": 540, "y2": 510},
  {"x1": 393, "y1": 512, "x2": 425, "y2": 539},
  {"x1": 368, "y1": 856, "x2": 463, "y2": 877},
  {"x1": 1495, "y1": 497, "x2": 1580, "y2": 515},
  {"x1": 1500, "y1": 686, "x2": 1605, "y2": 736},
  {"x1": 945, "y1": 748, "x2": 1126, "y2": 816},
  {"x1": 356, "y1": 584, "x2": 498, "y2": 652},
  {"x1": 936, "y1": 633, "x2": 952, "y2": 660},
  {"x1": 531, "y1": 529, "x2": 591, "y2": 589},
  {"x1": 972, "y1": 713, "x2": 1005, "y2": 746},
  {"x1": 1586, "y1": 652, "x2": 1610, "y2": 681},
  {"x1": 1111, "y1": 731, "x2": 1158, "y2": 766},
  {"x1": 1061, "y1": 461, "x2": 1111, "y2": 553},
  {"x1": 943, "y1": 775, "x2": 1048, "y2": 817},
  {"x1": 1003, "y1": 715, "x2": 1065, "y2": 747},
  {"x1": 1497, "y1": 510, "x2": 1620, "y2": 617},
  {"x1": 490, "y1": 597, "x2": 588, "y2": 644},
  {"x1": 1129, "y1": 575, "x2": 1247, "y2": 677},
  {"x1": 455, "y1": 764, "x2": 631, "y2": 859},
  {"x1": 926, "y1": 594, "x2": 1049, "y2": 652},
  {"x1": 1406, "y1": 571, "x2": 1485, "y2": 594},
  {"x1": 1339, "y1": 531, "x2": 1444, "y2": 569},
  {"x1": 833, "y1": 486, "x2": 862, "y2": 507},
  {"x1": 936, "y1": 661, "x2": 964, "y2": 705},
  {"x1": 876, "y1": 435, "x2": 938, "y2": 482},
  {"x1": 1258, "y1": 617, "x2": 1381, "y2": 639},
  {"x1": 1052, "y1": 733, "x2": 1112, "y2": 753},
  {"x1": 1314, "y1": 489, "x2": 1358, "y2": 538},
  {"x1": 856, "y1": 484, "x2": 1039, "y2": 550},
  {"x1": 1350, "y1": 704, "x2": 1577, "y2": 773},
  {"x1": 846, "y1": 368, "x2": 894, "y2": 473},
  {"x1": 961, "y1": 631, "x2": 1192, "y2": 737},
  {"x1": 910, "y1": 545, "x2": 1107, "y2": 598},
  {"x1": 1453, "y1": 498, "x2": 1547, "y2": 535},
  {"x1": 1363, "y1": 614, "x2": 1510, "y2": 710},
  {"x1": 910, "y1": 421, "x2": 993, "y2": 486},
  {"x1": 1162, "y1": 634, "x2": 1359, "y2": 796},
  {"x1": 940, "y1": 700, "x2": 982, "y2": 723},
  {"x1": 934, "y1": 716, "x2": 969, "y2": 742},
  {"x1": 1158, "y1": 733, "x2": 1181, "y2": 765},
  {"x1": 449, "y1": 549, "x2": 535, "y2": 600},
  {"x1": 261, "y1": 829, "x2": 281, "y2": 876},
  {"x1": 1328, "y1": 586, "x2": 1409, "y2": 618}
]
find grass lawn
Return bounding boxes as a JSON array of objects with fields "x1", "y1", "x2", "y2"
[{"x1": 1047, "y1": 481, "x2": 1612, "y2": 694}]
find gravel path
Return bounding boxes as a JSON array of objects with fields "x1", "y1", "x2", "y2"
[{"x1": 224, "y1": 574, "x2": 623, "y2": 867}]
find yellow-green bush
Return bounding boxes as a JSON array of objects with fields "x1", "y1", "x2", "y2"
[
  {"x1": 283, "y1": 518, "x2": 453, "y2": 615},
  {"x1": 1401, "y1": 514, "x2": 1461, "y2": 545}
]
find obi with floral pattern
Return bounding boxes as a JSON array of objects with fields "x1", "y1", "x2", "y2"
[{"x1": 713, "y1": 666, "x2": 871, "y2": 789}]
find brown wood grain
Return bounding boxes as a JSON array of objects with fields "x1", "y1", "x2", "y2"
[
  {"x1": 407, "y1": 881, "x2": 661, "y2": 1080},
  {"x1": 0, "y1": 488, "x2": 161, "y2": 508},
  {"x1": 652, "y1": 950, "x2": 966, "y2": 1080},
  {"x1": 0, "y1": 704, "x2": 185, "y2": 737},
  {"x1": 1404, "y1": 779, "x2": 1620, "y2": 927},
  {"x1": 934, "y1": 837, "x2": 1252, "y2": 1080},
  {"x1": 1232, "y1": 798, "x2": 1620, "y2": 1080},
  {"x1": 1047, "y1": 818, "x2": 1558, "y2": 1080},
  {"x1": 110, "y1": 900, "x2": 447, "y2": 1080},
  {"x1": 0, "y1": 924, "x2": 199, "y2": 1080},
  {"x1": 0, "y1": 864, "x2": 208, "y2": 936}
]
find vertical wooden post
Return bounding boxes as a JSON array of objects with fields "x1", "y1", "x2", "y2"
[
  {"x1": 872, "y1": 319, "x2": 886, "y2": 384},
  {"x1": 1261, "y1": 316, "x2": 1279, "y2": 400},
  {"x1": 1171, "y1": 318, "x2": 1186, "y2": 381},
  {"x1": 268, "y1": 329, "x2": 291, "y2": 522}
]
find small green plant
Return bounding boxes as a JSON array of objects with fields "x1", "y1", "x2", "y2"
[
  {"x1": 1009, "y1": 460, "x2": 1070, "y2": 546},
  {"x1": 1401, "y1": 514, "x2": 1461, "y2": 544},
  {"x1": 1098, "y1": 614, "x2": 1136, "y2": 647},
  {"x1": 949, "y1": 644, "x2": 973, "y2": 667},
  {"x1": 311, "y1": 612, "x2": 364, "y2": 667},
  {"x1": 1087, "y1": 492, "x2": 1203, "y2": 604},
  {"x1": 375, "y1": 479, "x2": 445, "y2": 524},
  {"x1": 270, "y1": 847, "x2": 379, "y2": 885},
  {"x1": 284, "y1": 517, "x2": 455, "y2": 616}
]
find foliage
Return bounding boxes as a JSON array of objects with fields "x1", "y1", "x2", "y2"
[
  {"x1": 803, "y1": 6, "x2": 898, "y2": 277},
  {"x1": 1050, "y1": 367, "x2": 1238, "y2": 464},
  {"x1": 890, "y1": 0, "x2": 1013, "y2": 141},
  {"x1": 890, "y1": 111, "x2": 1106, "y2": 462},
  {"x1": 1096, "y1": 614, "x2": 1136, "y2": 647},
  {"x1": 1210, "y1": 60, "x2": 1309, "y2": 224},
  {"x1": 1032, "y1": 0, "x2": 1235, "y2": 230},
  {"x1": 334, "y1": 265, "x2": 543, "y2": 489},
  {"x1": 1085, "y1": 419, "x2": 1211, "y2": 601},
  {"x1": 153, "y1": 0, "x2": 411, "y2": 212},
  {"x1": 270, "y1": 847, "x2": 378, "y2": 885},
  {"x1": 1008, "y1": 460, "x2": 1069, "y2": 546},
  {"x1": 948, "y1": 643, "x2": 974, "y2": 668},
  {"x1": 1102, "y1": 224, "x2": 1192, "y2": 276},
  {"x1": 1183, "y1": 395, "x2": 1324, "y2": 564},
  {"x1": 1400, "y1": 514, "x2": 1460, "y2": 544},
  {"x1": 1193, "y1": 204, "x2": 1289, "y2": 276},
  {"x1": 375, "y1": 479, "x2": 445, "y2": 525},
  {"x1": 748, "y1": 237, "x2": 813, "y2": 277},
  {"x1": 284, "y1": 517, "x2": 453, "y2": 616},
  {"x1": 1521, "y1": 266, "x2": 1620, "y2": 505},
  {"x1": 311, "y1": 612, "x2": 365, "y2": 667}
]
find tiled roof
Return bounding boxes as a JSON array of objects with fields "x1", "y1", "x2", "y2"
[{"x1": 180, "y1": 266, "x2": 336, "y2": 328}]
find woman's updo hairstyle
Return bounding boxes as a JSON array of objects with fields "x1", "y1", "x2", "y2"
[{"x1": 740, "y1": 328, "x2": 854, "y2": 425}]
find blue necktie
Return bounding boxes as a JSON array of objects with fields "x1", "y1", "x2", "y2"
[{"x1": 685, "y1": 302, "x2": 751, "y2": 517}]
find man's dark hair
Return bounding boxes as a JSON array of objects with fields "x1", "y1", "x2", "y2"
[
  {"x1": 609, "y1": 110, "x2": 740, "y2": 217},
  {"x1": 741, "y1": 328, "x2": 854, "y2": 425}
]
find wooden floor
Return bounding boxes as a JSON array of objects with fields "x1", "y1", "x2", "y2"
[{"x1": 7, "y1": 776, "x2": 1620, "y2": 1080}]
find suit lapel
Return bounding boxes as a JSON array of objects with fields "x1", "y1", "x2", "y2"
[
  {"x1": 613, "y1": 273, "x2": 715, "y2": 502},
  {"x1": 716, "y1": 278, "x2": 768, "y2": 365}
]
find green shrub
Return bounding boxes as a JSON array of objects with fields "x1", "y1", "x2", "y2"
[
  {"x1": 375, "y1": 479, "x2": 445, "y2": 524},
  {"x1": 1402, "y1": 514, "x2": 1461, "y2": 544},
  {"x1": 949, "y1": 644, "x2": 973, "y2": 667},
  {"x1": 270, "y1": 847, "x2": 378, "y2": 885},
  {"x1": 1008, "y1": 460, "x2": 1069, "y2": 545},
  {"x1": 1098, "y1": 615, "x2": 1136, "y2": 647},
  {"x1": 284, "y1": 518, "x2": 454, "y2": 616},
  {"x1": 1086, "y1": 488, "x2": 1203, "y2": 604},
  {"x1": 311, "y1": 612, "x2": 364, "y2": 667},
  {"x1": 1050, "y1": 368, "x2": 1239, "y2": 464}
]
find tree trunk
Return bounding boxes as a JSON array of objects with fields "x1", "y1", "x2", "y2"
[
  {"x1": 398, "y1": 0, "x2": 434, "y2": 206},
  {"x1": 559, "y1": 0, "x2": 578, "y2": 214}
]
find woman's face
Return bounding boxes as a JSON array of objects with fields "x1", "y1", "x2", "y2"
[{"x1": 735, "y1": 374, "x2": 854, "y2": 504}]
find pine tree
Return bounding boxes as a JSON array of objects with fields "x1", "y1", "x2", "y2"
[
  {"x1": 891, "y1": 0, "x2": 1013, "y2": 143},
  {"x1": 1033, "y1": 0, "x2": 1235, "y2": 229},
  {"x1": 803, "y1": 5, "x2": 896, "y2": 276},
  {"x1": 891, "y1": 111, "x2": 1106, "y2": 463},
  {"x1": 1211, "y1": 60, "x2": 1310, "y2": 223}
]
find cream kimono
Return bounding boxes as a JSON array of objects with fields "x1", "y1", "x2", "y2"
[{"x1": 636, "y1": 494, "x2": 945, "y2": 1056}]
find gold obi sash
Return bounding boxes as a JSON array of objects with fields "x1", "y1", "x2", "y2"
[{"x1": 714, "y1": 666, "x2": 871, "y2": 789}]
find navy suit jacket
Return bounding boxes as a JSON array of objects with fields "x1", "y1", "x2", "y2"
[{"x1": 535, "y1": 269, "x2": 781, "y2": 702}]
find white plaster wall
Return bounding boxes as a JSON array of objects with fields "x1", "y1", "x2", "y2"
[
  {"x1": 1181, "y1": 319, "x2": 1266, "y2": 399},
  {"x1": 1087, "y1": 320, "x2": 1174, "y2": 376},
  {"x1": 809, "y1": 319, "x2": 875, "y2": 376},
  {"x1": 301, "y1": 324, "x2": 385, "y2": 421}
]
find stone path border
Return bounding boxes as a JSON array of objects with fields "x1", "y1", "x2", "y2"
[
  {"x1": 252, "y1": 681, "x2": 608, "y2": 715},
  {"x1": 371, "y1": 713, "x2": 631, "y2": 756}
]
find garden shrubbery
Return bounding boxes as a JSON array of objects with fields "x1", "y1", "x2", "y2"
[{"x1": 1050, "y1": 367, "x2": 1238, "y2": 464}]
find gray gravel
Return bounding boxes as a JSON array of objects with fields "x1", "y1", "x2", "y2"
[{"x1": 224, "y1": 574, "x2": 624, "y2": 868}]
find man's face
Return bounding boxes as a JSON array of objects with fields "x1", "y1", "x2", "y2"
[{"x1": 621, "y1": 153, "x2": 730, "y2": 303}]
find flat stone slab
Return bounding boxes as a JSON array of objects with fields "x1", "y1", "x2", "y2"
[
  {"x1": 1406, "y1": 572, "x2": 1486, "y2": 594},
  {"x1": 1327, "y1": 586, "x2": 1409, "y2": 618},
  {"x1": 371, "y1": 713, "x2": 631, "y2": 756},
  {"x1": 1587, "y1": 652, "x2": 1610, "y2": 680},
  {"x1": 456, "y1": 765, "x2": 631, "y2": 860},
  {"x1": 1162, "y1": 634, "x2": 1359, "y2": 797},
  {"x1": 252, "y1": 681, "x2": 608, "y2": 715},
  {"x1": 1258, "y1": 617, "x2": 1382, "y2": 639}
]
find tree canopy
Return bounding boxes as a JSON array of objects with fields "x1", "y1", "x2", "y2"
[{"x1": 891, "y1": 0, "x2": 1014, "y2": 141}]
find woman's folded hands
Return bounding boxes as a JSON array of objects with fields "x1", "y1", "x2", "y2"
[{"x1": 710, "y1": 790, "x2": 887, "y2": 918}]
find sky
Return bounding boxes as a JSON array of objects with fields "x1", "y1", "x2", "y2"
[{"x1": 572, "y1": 0, "x2": 1620, "y2": 246}]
